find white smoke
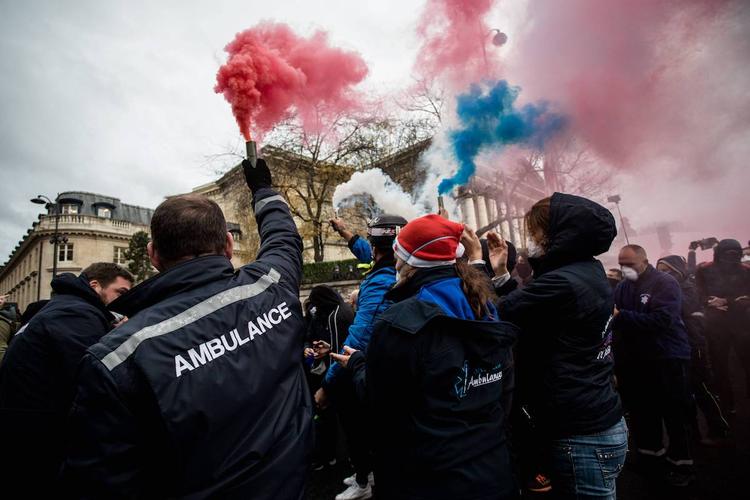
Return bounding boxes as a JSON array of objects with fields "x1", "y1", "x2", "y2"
[{"x1": 332, "y1": 169, "x2": 425, "y2": 220}]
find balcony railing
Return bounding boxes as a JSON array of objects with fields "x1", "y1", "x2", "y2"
[{"x1": 37, "y1": 214, "x2": 148, "y2": 234}]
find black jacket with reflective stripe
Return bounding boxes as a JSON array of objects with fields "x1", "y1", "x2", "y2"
[{"x1": 61, "y1": 188, "x2": 312, "y2": 499}]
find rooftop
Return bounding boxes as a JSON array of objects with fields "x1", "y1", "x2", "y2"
[{"x1": 54, "y1": 191, "x2": 154, "y2": 225}]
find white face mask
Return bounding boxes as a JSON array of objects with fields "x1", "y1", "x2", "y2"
[
  {"x1": 621, "y1": 266, "x2": 639, "y2": 282},
  {"x1": 526, "y1": 237, "x2": 544, "y2": 259}
]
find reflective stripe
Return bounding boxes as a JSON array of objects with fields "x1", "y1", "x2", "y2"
[
  {"x1": 254, "y1": 195, "x2": 287, "y2": 214},
  {"x1": 101, "y1": 268, "x2": 282, "y2": 371}
]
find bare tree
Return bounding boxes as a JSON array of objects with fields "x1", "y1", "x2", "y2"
[{"x1": 264, "y1": 110, "x2": 434, "y2": 262}]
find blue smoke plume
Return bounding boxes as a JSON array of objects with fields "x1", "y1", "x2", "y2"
[{"x1": 438, "y1": 80, "x2": 567, "y2": 195}]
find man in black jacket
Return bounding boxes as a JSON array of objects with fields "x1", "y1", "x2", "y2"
[
  {"x1": 656, "y1": 255, "x2": 729, "y2": 441},
  {"x1": 695, "y1": 239, "x2": 750, "y2": 415},
  {"x1": 61, "y1": 159, "x2": 312, "y2": 499},
  {"x1": 614, "y1": 245, "x2": 693, "y2": 486},
  {"x1": 0, "y1": 262, "x2": 133, "y2": 496}
]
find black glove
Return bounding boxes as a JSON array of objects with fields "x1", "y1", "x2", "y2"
[{"x1": 243, "y1": 158, "x2": 272, "y2": 194}]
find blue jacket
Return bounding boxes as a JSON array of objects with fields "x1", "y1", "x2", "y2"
[
  {"x1": 323, "y1": 235, "x2": 394, "y2": 390},
  {"x1": 61, "y1": 188, "x2": 312, "y2": 499},
  {"x1": 614, "y1": 265, "x2": 691, "y2": 360}
]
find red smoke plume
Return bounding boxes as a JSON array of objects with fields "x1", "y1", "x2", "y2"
[
  {"x1": 415, "y1": 0, "x2": 499, "y2": 90},
  {"x1": 508, "y1": 0, "x2": 748, "y2": 175},
  {"x1": 215, "y1": 22, "x2": 368, "y2": 141}
]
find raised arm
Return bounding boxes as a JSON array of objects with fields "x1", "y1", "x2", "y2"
[{"x1": 244, "y1": 158, "x2": 304, "y2": 292}]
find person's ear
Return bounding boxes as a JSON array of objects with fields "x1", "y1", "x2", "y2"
[
  {"x1": 225, "y1": 232, "x2": 234, "y2": 261},
  {"x1": 89, "y1": 279, "x2": 102, "y2": 294},
  {"x1": 147, "y1": 241, "x2": 164, "y2": 271}
]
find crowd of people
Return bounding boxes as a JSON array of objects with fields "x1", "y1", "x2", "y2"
[{"x1": 0, "y1": 156, "x2": 747, "y2": 499}]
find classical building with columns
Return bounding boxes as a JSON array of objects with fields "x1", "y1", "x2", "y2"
[
  {"x1": 375, "y1": 139, "x2": 548, "y2": 248},
  {"x1": 0, "y1": 192, "x2": 153, "y2": 312}
]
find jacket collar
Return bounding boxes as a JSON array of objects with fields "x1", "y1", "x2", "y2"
[
  {"x1": 108, "y1": 255, "x2": 235, "y2": 317},
  {"x1": 386, "y1": 265, "x2": 457, "y2": 303},
  {"x1": 369, "y1": 254, "x2": 396, "y2": 274}
]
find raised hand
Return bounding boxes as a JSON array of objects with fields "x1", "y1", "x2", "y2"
[{"x1": 486, "y1": 232, "x2": 509, "y2": 276}]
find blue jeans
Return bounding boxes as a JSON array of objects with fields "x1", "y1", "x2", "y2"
[{"x1": 550, "y1": 418, "x2": 628, "y2": 499}]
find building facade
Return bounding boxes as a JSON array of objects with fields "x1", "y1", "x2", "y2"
[
  {"x1": 0, "y1": 192, "x2": 153, "y2": 312},
  {"x1": 184, "y1": 146, "x2": 355, "y2": 266}
]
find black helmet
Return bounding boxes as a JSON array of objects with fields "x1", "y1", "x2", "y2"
[{"x1": 367, "y1": 214, "x2": 407, "y2": 249}]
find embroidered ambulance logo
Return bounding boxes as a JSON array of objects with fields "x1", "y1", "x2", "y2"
[
  {"x1": 640, "y1": 294, "x2": 651, "y2": 305},
  {"x1": 454, "y1": 361, "x2": 503, "y2": 399}
]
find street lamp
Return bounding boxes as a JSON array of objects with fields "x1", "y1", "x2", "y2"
[
  {"x1": 481, "y1": 28, "x2": 508, "y2": 76},
  {"x1": 30, "y1": 194, "x2": 67, "y2": 279},
  {"x1": 607, "y1": 194, "x2": 630, "y2": 245}
]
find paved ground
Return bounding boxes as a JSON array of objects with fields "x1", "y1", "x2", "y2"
[{"x1": 307, "y1": 353, "x2": 750, "y2": 499}]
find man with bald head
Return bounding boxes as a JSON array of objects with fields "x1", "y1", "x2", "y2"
[{"x1": 613, "y1": 244, "x2": 693, "y2": 487}]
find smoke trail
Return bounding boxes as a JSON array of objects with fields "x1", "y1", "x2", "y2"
[
  {"x1": 502, "y1": 0, "x2": 750, "y2": 245},
  {"x1": 414, "y1": 0, "x2": 499, "y2": 91},
  {"x1": 214, "y1": 22, "x2": 368, "y2": 141},
  {"x1": 439, "y1": 80, "x2": 566, "y2": 194},
  {"x1": 332, "y1": 169, "x2": 424, "y2": 220}
]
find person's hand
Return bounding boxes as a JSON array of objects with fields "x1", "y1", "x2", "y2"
[
  {"x1": 613, "y1": 306, "x2": 620, "y2": 317},
  {"x1": 486, "y1": 232, "x2": 509, "y2": 276},
  {"x1": 708, "y1": 296, "x2": 729, "y2": 311},
  {"x1": 314, "y1": 387, "x2": 329, "y2": 410},
  {"x1": 243, "y1": 158, "x2": 272, "y2": 194},
  {"x1": 313, "y1": 340, "x2": 331, "y2": 359},
  {"x1": 438, "y1": 207, "x2": 449, "y2": 219},
  {"x1": 461, "y1": 227, "x2": 482, "y2": 262},
  {"x1": 330, "y1": 346, "x2": 358, "y2": 368},
  {"x1": 0, "y1": 295, "x2": 7, "y2": 308},
  {"x1": 304, "y1": 347, "x2": 315, "y2": 358},
  {"x1": 329, "y1": 218, "x2": 348, "y2": 236},
  {"x1": 113, "y1": 316, "x2": 129, "y2": 328}
]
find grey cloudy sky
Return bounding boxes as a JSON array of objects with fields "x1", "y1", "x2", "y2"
[{"x1": 0, "y1": 0, "x2": 430, "y2": 260}]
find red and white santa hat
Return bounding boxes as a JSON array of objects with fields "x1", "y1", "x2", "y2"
[{"x1": 393, "y1": 214, "x2": 465, "y2": 268}]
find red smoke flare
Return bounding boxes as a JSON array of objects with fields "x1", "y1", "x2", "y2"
[{"x1": 215, "y1": 22, "x2": 368, "y2": 141}]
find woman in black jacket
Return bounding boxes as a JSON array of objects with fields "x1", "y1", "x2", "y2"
[
  {"x1": 334, "y1": 214, "x2": 519, "y2": 500},
  {"x1": 486, "y1": 193, "x2": 626, "y2": 500}
]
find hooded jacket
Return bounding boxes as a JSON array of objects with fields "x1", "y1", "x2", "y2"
[
  {"x1": 305, "y1": 286, "x2": 354, "y2": 378},
  {"x1": 361, "y1": 265, "x2": 518, "y2": 500},
  {"x1": 60, "y1": 187, "x2": 312, "y2": 499},
  {"x1": 0, "y1": 273, "x2": 115, "y2": 496},
  {"x1": 695, "y1": 239, "x2": 750, "y2": 325},
  {"x1": 498, "y1": 192, "x2": 622, "y2": 438}
]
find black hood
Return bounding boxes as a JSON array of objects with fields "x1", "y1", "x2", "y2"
[
  {"x1": 657, "y1": 255, "x2": 688, "y2": 281},
  {"x1": 308, "y1": 285, "x2": 344, "y2": 314},
  {"x1": 714, "y1": 239, "x2": 742, "y2": 265},
  {"x1": 50, "y1": 272, "x2": 111, "y2": 316},
  {"x1": 531, "y1": 193, "x2": 617, "y2": 275}
]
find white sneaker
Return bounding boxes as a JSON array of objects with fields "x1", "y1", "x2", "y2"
[
  {"x1": 335, "y1": 482, "x2": 372, "y2": 500},
  {"x1": 343, "y1": 472, "x2": 374, "y2": 486}
]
